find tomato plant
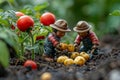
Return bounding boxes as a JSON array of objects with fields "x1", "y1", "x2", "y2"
[
  {"x1": 0, "y1": 2, "x2": 53, "y2": 64},
  {"x1": 40, "y1": 12, "x2": 56, "y2": 26}
]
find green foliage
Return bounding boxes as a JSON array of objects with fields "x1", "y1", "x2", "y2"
[
  {"x1": 0, "y1": 28, "x2": 19, "y2": 55},
  {"x1": 34, "y1": 3, "x2": 49, "y2": 12},
  {"x1": 0, "y1": 0, "x2": 50, "y2": 59},
  {"x1": 0, "y1": 10, "x2": 17, "y2": 27},
  {"x1": 110, "y1": 10, "x2": 120, "y2": 16},
  {"x1": 0, "y1": 41, "x2": 9, "y2": 68}
]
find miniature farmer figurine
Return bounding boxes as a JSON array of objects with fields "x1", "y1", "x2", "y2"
[
  {"x1": 43, "y1": 19, "x2": 71, "y2": 61},
  {"x1": 73, "y1": 21, "x2": 99, "y2": 57}
]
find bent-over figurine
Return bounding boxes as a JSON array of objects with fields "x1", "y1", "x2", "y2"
[
  {"x1": 43, "y1": 19, "x2": 71, "y2": 61},
  {"x1": 73, "y1": 21, "x2": 99, "y2": 57}
]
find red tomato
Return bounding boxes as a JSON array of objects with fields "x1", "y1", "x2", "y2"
[
  {"x1": 36, "y1": 36, "x2": 45, "y2": 40},
  {"x1": 40, "y1": 12, "x2": 56, "y2": 26},
  {"x1": 17, "y1": 15, "x2": 34, "y2": 32},
  {"x1": 15, "y1": 12, "x2": 25, "y2": 17},
  {"x1": 11, "y1": 25, "x2": 15, "y2": 30},
  {"x1": 23, "y1": 60, "x2": 37, "y2": 70}
]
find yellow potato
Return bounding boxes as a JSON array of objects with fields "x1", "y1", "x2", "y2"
[
  {"x1": 59, "y1": 43, "x2": 68, "y2": 50},
  {"x1": 57, "y1": 56, "x2": 68, "y2": 63},
  {"x1": 40, "y1": 72, "x2": 52, "y2": 80},
  {"x1": 79, "y1": 52, "x2": 90, "y2": 61},
  {"x1": 67, "y1": 44, "x2": 75, "y2": 52},
  {"x1": 70, "y1": 52, "x2": 80, "y2": 59},
  {"x1": 64, "y1": 58, "x2": 74, "y2": 66},
  {"x1": 74, "y1": 56, "x2": 86, "y2": 66}
]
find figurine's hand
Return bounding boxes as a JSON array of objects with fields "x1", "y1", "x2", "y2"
[
  {"x1": 87, "y1": 49, "x2": 94, "y2": 58},
  {"x1": 92, "y1": 44, "x2": 98, "y2": 49},
  {"x1": 56, "y1": 43, "x2": 61, "y2": 50},
  {"x1": 74, "y1": 43, "x2": 78, "y2": 47},
  {"x1": 75, "y1": 46, "x2": 79, "y2": 52},
  {"x1": 74, "y1": 43, "x2": 79, "y2": 51},
  {"x1": 89, "y1": 54, "x2": 93, "y2": 59}
]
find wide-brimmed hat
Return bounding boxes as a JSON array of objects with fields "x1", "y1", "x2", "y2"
[
  {"x1": 73, "y1": 21, "x2": 91, "y2": 33},
  {"x1": 50, "y1": 19, "x2": 71, "y2": 32}
]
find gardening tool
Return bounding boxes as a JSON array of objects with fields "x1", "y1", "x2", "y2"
[
  {"x1": 90, "y1": 48, "x2": 95, "y2": 54},
  {"x1": 87, "y1": 48, "x2": 95, "y2": 59}
]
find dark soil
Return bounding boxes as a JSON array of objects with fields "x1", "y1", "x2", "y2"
[{"x1": 0, "y1": 34, "x2": 120, "y2": 80}]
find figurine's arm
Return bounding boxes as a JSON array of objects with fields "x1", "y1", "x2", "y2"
[
  {"x1": 89, "y1": 31, "x2": 99, "y2": 45},
  {"x1": 48, "y1": 34, "x2": 59, "y2": 47},
  {"x1": 74, "y1": 35, "x2": 81, "y2": 51},
  {"x1": 74, "y1": 35, "x2": 81, "y2": 46},
  {"x1": 48, "y1": 34, "x2": 62, "y2": 51},
  {"x1": 89, "y1": 31, "x2": 99, "y2": 54}
]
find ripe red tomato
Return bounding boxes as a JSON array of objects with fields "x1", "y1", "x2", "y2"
[
  {"x1": 11, "y1": 25, "x2": 15, "y2": 30},
  {"x1": 17, "y1": 15, "x2": 34, "y2": 32},
  {"x1": 15, "y1": 12, "x2": 25, "y2": 17},
  {"x1": 23, "y1": 60, "x2": 37, "y2": 70},
  {"x1": 40, "y1": 12, "x2": 56, "y2": 26}
]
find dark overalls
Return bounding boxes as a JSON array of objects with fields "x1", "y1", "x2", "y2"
[
  {"x1": 44, "y1": 34, "x2": 60, "y2": 58},
  {"x1": 79, "y1": 37, "x2": 98, "y2": 55}
]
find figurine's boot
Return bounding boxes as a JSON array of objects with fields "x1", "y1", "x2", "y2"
[{"x1": 42, "y1": 54, "x2": 53, "y2": 62}]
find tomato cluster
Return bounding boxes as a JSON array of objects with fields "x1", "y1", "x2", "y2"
[{"x1": 16, "y1": 12, "x2": 55, "y2": 32}]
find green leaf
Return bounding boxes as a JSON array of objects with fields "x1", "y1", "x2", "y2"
[
  {"x1": 0, "y1": 0, "x2": 5, "y2": 4},
  {"x1": 34, "y1": 2, "x2": 49, "y2": 11},
  {"x1": 43, "y1": 26, "x2": 53, "y2": 33},
  {"x1": 0, "y1": 28, "x2": 19, "y2": 55},
  {"x1": 8, "y1": 0, "x2": 14, "y2": 4},
  {"x1": 25, "y1": 43, "x2": 38, "y2": 50},
  {"x1": 0, "y1": 40, "x2": 9, "y2": 68},
  {"x1": 0, "y1": 9, "x2": 3, "y2": 12},
  {"x1": 0, "y1": 18, "x2": 9, "y2": 27},
  {"x1": 110, "y1": 10, "x2": 120, "y2": 16},
  {"x1": 35, "y1": 28, "x2": 49, "y2": 36},
  {"x1": 33, "y1": 34, "x2": 37, "y2": 42}
]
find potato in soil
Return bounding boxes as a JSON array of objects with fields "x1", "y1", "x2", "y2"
[
  {"x1": 64, "y1": 58, "x2": 74, "y2": 66},
  {"x1": 57, "y1": 56, "x2": 68, "y2": 63},
  {"x1": 74, "y1": 56, "x2": 86, "y2": 66}
]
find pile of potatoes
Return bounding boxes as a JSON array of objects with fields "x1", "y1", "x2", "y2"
[
  {"x1": 59, "y1": 43, "x2": 75, "y2": 52},
  {"x1": 57, "y1": 52, "x2": 90, "y2": 66},
  {"x1": 57, "y1": 43, "x2": 90, "y2": 66}
]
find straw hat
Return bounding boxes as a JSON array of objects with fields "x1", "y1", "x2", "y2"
[
  {"x1": 50, "y1": 19, "x2": 71, "y2": 32},
  {"x1": 73, "y1": 21, "x2": 91, "y2": 33}
]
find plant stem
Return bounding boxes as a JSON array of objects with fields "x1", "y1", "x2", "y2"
[
  {"x1": 20, "y1": 35, "x2": 29, "y2": 57},
  {"x1": 21, "y1": 43, "x2": 24, "y2": 56},
  {"x1": 29, "y1": 32, "x2": 35, "y2": 60},
  {"x1": 21, "y1": 35, "x2": 29, "y2": 43}
]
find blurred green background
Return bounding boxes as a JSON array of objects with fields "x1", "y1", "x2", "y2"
[{"x1": 0, "y1": 0, "x2": 120, "y2": 41}]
